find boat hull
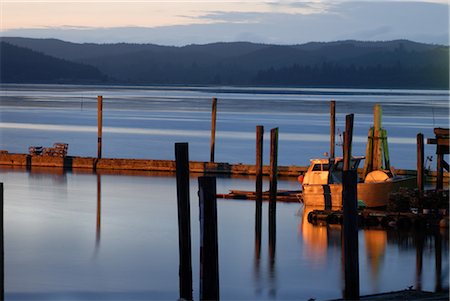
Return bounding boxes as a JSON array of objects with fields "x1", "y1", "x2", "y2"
[{"x1": 301, "y1": 177, "x2": 416, "y2": 208}]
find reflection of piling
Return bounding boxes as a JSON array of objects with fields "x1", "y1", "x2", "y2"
[
  {"x1": 210, "y1": 97, "x2": 218, "y2": 163},
  {"x1": 96, "y1": 174, "x2": 101, "y2": 250},
  {"x1": 198, "y1": 176, "x2": 220, "y2": 301},
  {"x1": 342, "y1": 114, "x2": 359, "y2": 300},
  {"x1": 435, "y1": 231, "x2": 442, "y2": 292},
  {"x1": 1, "y1": 183, "x2": 3, "y2": 301},
  {"x1": 175, "y1": 143, "x2": 193, "y2": 301},
  {"x1": 415, "y1": 231, "x2": 424, "y2": 291},
  {"x1": 97, "y1": 96, "x2": 103, "y2": 159},
  {"x1": 269, "y1": 128, "x2": 278, "y2": 259},
  {"x1": 255, "y1": 125, "x2": 264, "y2": 259},
  {"x1": 330, "y1": 100, "x2": 336, "y2": 158},
  {"x1": 417, "y1": 133, "x2": 424, "y2": 193}
]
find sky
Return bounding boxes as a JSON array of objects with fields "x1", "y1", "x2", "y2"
[{"x1": 0, "y1": 0, "x2": 449, "y2": 46}]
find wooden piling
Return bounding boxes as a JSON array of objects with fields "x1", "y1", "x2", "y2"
[
  {"x1": 97, "y1": 96, "x2": 103, "y2": 159},
  {"x1": 342, "y1": 114, "x2": 359, "y2": 300},
  {"x1": 330, "y1": 100, "x2": 336, "y2": 158},
  {"x1": 372, "y1": 105, "x2": 382, "y2": 170},
  {"x1": 343, "y1": 115, "x2": 354, "y2": 171},
  {"x1": 269, "y1": 128, "x2": 278, "y2": 259},
  {"x1": 198, "y1": 176, "x2": 220, "y2": 301},
  {"x1": 436, "y1": 152, "x2": 444, "y2": 190},
  {"x1": 0, "y1": 183, "x2": 3, "y2": 301},
  {"x1": 417, "y1": 133, "x2": 424, "y2": 192},
  {"x1": 255, "y1": 125, "x2": 264, "y2": 259},
  {"x1": 175, "y1": 143, "x2": 193, "y2": 301},
  {"x1": 210, "y1": 97, "x2": 218, "y2": 163}
]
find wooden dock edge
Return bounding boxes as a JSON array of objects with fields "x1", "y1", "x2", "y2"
[{"x1": 0, "y1": 153, "x2": 448, "y2": 180}]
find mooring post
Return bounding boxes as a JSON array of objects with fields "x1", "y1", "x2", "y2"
[
  {"x1": 255, "y1": 125, "x2": 264, "y2": 259},
  {"x1": 210, "y1": 97, "x2": 218, "y2": 163},
  {"x1": 436, "y1": 149, "x2": 444, "y2": 191},
  {"x1": 417, "y1": 133, "x2": 424, "y2": 193},
  {"x1": 372, "y1": 104, "x2": 382, "y2": 170},
  {"x1": 175, "y1": 143, "x2": 193, "y2": 301},
  {"x1": 97, "y1": 95, "x2": 103, "y2": 159},
  {"x1": 198, "y1": 176, "x2": 220, "y2": 301},
  {"x1": 330, "y1": 100, "x2": 336, "y2": 158},
  {"x1": 269, "y1": 127, "x2": 278, "y2": 259},
  {"x1": 342, "y1": 114, "x2": 359, "y2": 300},
  {"x1": 0, "y1": 183, "x2": 3, "y2": 301}
]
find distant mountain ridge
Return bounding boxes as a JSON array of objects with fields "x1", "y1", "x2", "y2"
[
  {"x1": 1, "y1": 37, "x2": 448, "y2": 88},
  {"x1": 0, "y1": 41, "x2": 107, "y2": 83}
]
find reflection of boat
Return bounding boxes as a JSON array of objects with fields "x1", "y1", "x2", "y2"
[{"x1": 299, "y1": 156, "x2": 416, "y2": 208}]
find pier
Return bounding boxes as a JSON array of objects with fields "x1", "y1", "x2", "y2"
[{"x1": 0, "y1": 152, "x2": 447, "y2": 182}]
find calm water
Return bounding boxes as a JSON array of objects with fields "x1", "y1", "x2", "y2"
[
  {"x1": 1, "y1": 168, "x2": 448, "y2": 300},
  {"x1": 1, "y1": 84, "x2": 449, "y2": 168},
  {"x1": 0, "y1": 84, "x2": 449, "y2": 300}
]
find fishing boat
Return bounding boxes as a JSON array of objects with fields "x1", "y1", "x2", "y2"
[
  {"x1": 298, "y1": 156, "x2": 416, "y2": 208},
  {"x1": 299, "y1": 104, "x2": 416, "y2": 208}
]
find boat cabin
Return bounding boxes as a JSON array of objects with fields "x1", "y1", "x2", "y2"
[{"x1": 302, "y1": 156, "x2": 364, "y2": 186}]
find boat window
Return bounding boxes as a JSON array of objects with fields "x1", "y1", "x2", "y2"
[
  {"x1": 312, "y1": 164, "x2": 329, "y2": 171},
  {"x1": 312, "y1": 164, "x2": 322, "y2": 171}
]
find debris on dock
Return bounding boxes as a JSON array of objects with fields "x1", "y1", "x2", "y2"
[{"x1": 29, "y1": 143, "x2": 68, "y2": 157}]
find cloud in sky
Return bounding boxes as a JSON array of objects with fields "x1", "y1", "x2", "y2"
[{"x1": 1, "y1": 1, "x2": 448, "y2": 45}]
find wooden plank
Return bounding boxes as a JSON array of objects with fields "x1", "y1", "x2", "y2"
[{"x1": 434, "y1": 128, "x2": 449, "y2": 137}]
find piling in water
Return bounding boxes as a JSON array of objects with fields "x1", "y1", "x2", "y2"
[
  {"x1": 210, "y1": 98, "x2": 217, "y2": 163},
  {"x1": 97, "y1": 96, "x2": 103, "y2": 159},
  {"x1": 342, "y1": 114, "x2": 360, "y2": 300},
  {"x1": 255, "y1": 125, "x2": 264, "y2": 259},
  {"x1": 269, "y1": 128, "x2": 278, "y2": 259},
  {"x1": 175, "y1": 143, "x2": 193, "y2": 301},
  {"x1": 198, "y1": 176, "x2": 219, "y2": 301}
]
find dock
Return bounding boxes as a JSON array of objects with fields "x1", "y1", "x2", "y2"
[{"x1": 0, "y1": 152, "x2": 447, "y2": 181}]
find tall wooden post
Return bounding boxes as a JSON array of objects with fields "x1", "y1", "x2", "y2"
[
  {"x1": 372, "y1": 104, "x2": 382, "y2": 170},
  {"x1": 342, "y1": 114, "x2": 359, "y2": 300},
  {"x1": 269, "y1": 128, "x2": 278, "y2": 259},
  {"x1": 175, "y1": 143, "x2": 193, "y2": 301},
  {"x1": 255, "y1": 125, "x2": 264, "y2": 259},
  {"x1": 330, "y1": 100, "x2": 336, "y2": 158},
  {"x1": 0, "y1": 183, "x2": 3, "y2": 301},
  {"x1": 198, "y1": 176, "x2": 219, "y2": 301},
  {"x1": 97, "y1": 95, "x2": 103, "y2": 159},
  {"x1": 436, "y1": 151, "x2": 444, "y2": 190},
  {"x1": 417, "y1": 133, "x2": 424, "y2": 192},
  {"x1": 210, "y1": 97, "x2": 218, "y2": 163}
]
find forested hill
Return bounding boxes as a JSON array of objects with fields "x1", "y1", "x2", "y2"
[
  {"x1": 0, "y1": 42, "x2": 107, "y2": 83},
  {"x1": 1, "y1": 37, "x2": 448, "y2": 89}
]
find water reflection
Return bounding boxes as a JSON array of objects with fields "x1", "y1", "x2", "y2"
[
  {"x1": 95, "y1": 173, "x2": 101, "y2": 256},
  {"x1": 299, "y1": 205, "x2": 449, "y2": 296},
  {"x1": 364, "y1": 230, "x2": 386, "y2": 291}
]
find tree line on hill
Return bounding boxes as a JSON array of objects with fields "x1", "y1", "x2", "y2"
[{"x1": 1, "y1": 37, "x2": 448, "y2": 89}]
